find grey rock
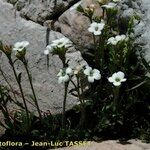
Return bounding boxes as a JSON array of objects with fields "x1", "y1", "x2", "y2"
[
  {"x1": 121, "y1": 8, "x2": 134, "y2": 18},
  {"x1": 0, "y1": 0, "x2": 83, "y2": 116},
  {"x1": 120, "y1": 0, "x2": 150, "y2": 61},
  {"x1": 5, "y1": 0, "x2": 77, "y2": 24},
  {"x1": 49, "y1": 140, "x2": 150, "y2": 150},
  {"x1": 55, "y1": 0, "x2": 103, "y2": 49},
  {"x1": 131, "y1": 0, "x2": 150, "y2": 61}
]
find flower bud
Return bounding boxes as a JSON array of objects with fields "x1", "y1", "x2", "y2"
[
  {"x1": 85, "y1": 4, "x2": 95, "y2": 17},
  {"x1": 89, "y1": 4, "x2": 95, "y2": 12},
  {"x1": 74, "y1": 65, "x2": 82, "y2": 75},
  {"x1": 2, "y1": 44, "x2": 12, "y2": 56},
  {"x1": 15, "y1": 49, "x2": 26, "y2": 60}
]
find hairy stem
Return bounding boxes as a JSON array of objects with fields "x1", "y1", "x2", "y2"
[
  {"x1": 62, "y1": 82, "x2": 69, "y2": 129},
  {"x1": 76, "y1": 75, "x2": 86, "y2": 128},
  {"x1": 113, "y1": 87, "x2": 120, "y2": 112},
  {"x1": 23, "y1": 58, "x2": 42, "y2": 120},
  {"x1": 8, "y1": 58, "x2": 30, "y2": 126}
]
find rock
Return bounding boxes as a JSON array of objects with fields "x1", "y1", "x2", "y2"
[
  {"x1": 66, "y1": 51, "x2": 87, "y2": 68},
  {"x1": 5, "y1": 0, "x2": 77, "y2": 24},
  {"x1": 121, "y1": 8, "x2": 134, "y2": 18},
  {"x1": 55, "y1": 0, "x2": 103, "y2": 49},
  {"x1": 0, "y1": 0, "x2": 86, "y2": 116},
  {"x1": 120, "y1": 0, "x2": 150, "y2": 62},
  {"x1": 120, "y1": 0, "x2": 150, "y2": 61},
  {"x1": 134, "y1": 0, "x2": 150, "y2": 61},
  {"x1": 50, "y1": 140, "x2": 150, "y2": 150}
]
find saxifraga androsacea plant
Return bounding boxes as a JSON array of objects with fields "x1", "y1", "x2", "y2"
[
  {"x1": 75, "y1": 0, "x2": 150, "y2": 138},
  {"x1": 12, "y1": 41, "x2": 42, "y2": 121},
  {"x1": 44, "y1": 37, "x2": 72, "y2": 129},
  {"x1": 0, "y1": 41, "x2": 42, "y2": 126},
  {"x1": 0, "y1": 41, "x2": 30, "y2": 127}
]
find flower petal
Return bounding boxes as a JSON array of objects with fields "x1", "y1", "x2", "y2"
[
  {"x1": 97, "y1": 23, "x2": 105, "y2": 30},
  {"x1": 91, "y1": 22, "x2": 98, "y2": 27},
  {"x1": 93, "y1": 69, "x2": 101, "y2": 80},
  {"x1": 58, "y1": 76, "x2": 63, "y2": 84},
  {"x1": 94, "y1": 73, "x2": 101, "y2": 80},
  {"x1": 66, "y1": 67, "x2": 73, "y2": 75},
  {"x1": 84, "y1": 66, "x2": 92, "y2": 76},
  {"x1": 94, "y1": 30, "x2": 101, "y2": 35},
  {"x1": 88, "y1": 27, "x2": 95, "y2": 33},
  {"x1": 116, "y1": 71, "x2": 125, "y2": 79},
  {"x1": 113, "y1": 81, "x2": 121, "y2": 86},
  {"x1": 44, "y1": 49, "x2": 49, "y2": 55},
  {"x1": 22, "y1": 41, "x2": 29, "y2": 47},
  {"x1": 112, "y1": 73, "x2": 118, "y2": 79},
  {"x1": 63, "y1": 75, "x2": 70, "y2": 82},
  {"x1": 88, "y1": 76, "x2": 95, "y2": 83},
  {"x1": 121, "y1": 78, "x2": 127, "y2": 82},
  {"x1": 57, "y1": 69, "x2": 63, "y2": 77},
  {"x1": 108, "y1": 77, "x2": 114, "y2": 83},
  {"x1": 46, "y1": 45, "x2": 53, "y2": 52}
]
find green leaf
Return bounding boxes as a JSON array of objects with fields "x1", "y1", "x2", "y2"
[
  {"x1": 127, "y1": 80, "x2": 146, "y2": 91},
  {"x1": 14, "y1": 100, "x2": 25, "y2": 109},
  {"x1": 28, "y1": 94, "x2": 36, "y2": 104},
  {"x1": 76, "y1": 5, "x2": 84, "y2": 13}
]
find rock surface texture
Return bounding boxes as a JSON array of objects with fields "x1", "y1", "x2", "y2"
[
  {"x1": 52, "y1": 140, "x2": 150, "y2": 150},
  {"x1": 136, "y1": 0, "x2": 150, "y2": 61},
  {"x1": 55, "y1": 0, "x2": 103, "y2": 49},
  {"x1": 0, "y1": 0, "x2": 83, "y2": 115},
  {"x1": 5, "y1": 0, "x2": 77, "y2": 24}
]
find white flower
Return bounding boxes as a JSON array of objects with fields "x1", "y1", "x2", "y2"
[
  {"x1": 115, "y1": 35, "x2": 126, "y2": 41},
  {"x1": 88, "y1": 21, "x2": 105, "y2": 36},
  {"x1": 84, "y1": 66, "x2": 101, "y2": 83},
  {"x1": 13, "y1": 41, "x2": 29, "y2": 52},
  {"x1": 70, "y1": 2, "x2": 81, "y2": 11},
  {"x1": 102, "y1": 2, "x2": 117, "y2": 9},
  {"x1": 107, "y1": 37, "x2": 118, "y2": 45},
  {"x1": 57, "y1": 67, "x2": 73, "y2": 84},
  {"x1": 51, "y1": 37, "x2": 72, "y2": 49},
  {"x1": 107, "y1": 34, "x2": 126, "y2": 45},
  {"x1": 65, "y1": 67, "x2": 73, "y2": 75},
  {"x1": 108, "y1": 71, "x2": 127, "y2": 86},
  {"x1": 44, "y1": 45, "x2": 53, "y2": 55}
]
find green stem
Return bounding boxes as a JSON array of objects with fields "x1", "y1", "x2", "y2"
[
  {"x1": 102, "y1": 8, "x2": 105, "y2": 20},
  {"x1": 71, "y1": 76, "x2": 86, "y2": 128},
  {"x1": 76, "y1": 75, "x2": 83, "y2": 104},
  {"x1": 79, "y1": 77, "x2": 84, "y2": 104},
  {"x1": 62, "y1": 82, "x2": 69, "y2": 129},
  {"x1": 76, "y1": 75, "x2": 86, "y2": 128},
  {"x1": 8, "y1": 58, "x2": 30, "y2": 126},
  {"x1": 93, "y1": 34, "x2": 99, "y2": 69},
  {"x1": 70, "y1": 79, "x2": 83, "y2": 104},
  {"x1": 23, "y1": 58, "x2": 42, "y2": 120},
  {"x1": 46, "y1": 55, "x2": 49, "y2": 69},
  {"x1": 59, "y1": 54, "x2": 66, "y2": 68},
  {"x1": 98, "y1": 35, "x2": 104, "y2": 71},
  {"x1": 113, "y1": 87, "x2": 120, "y2": 112}
]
